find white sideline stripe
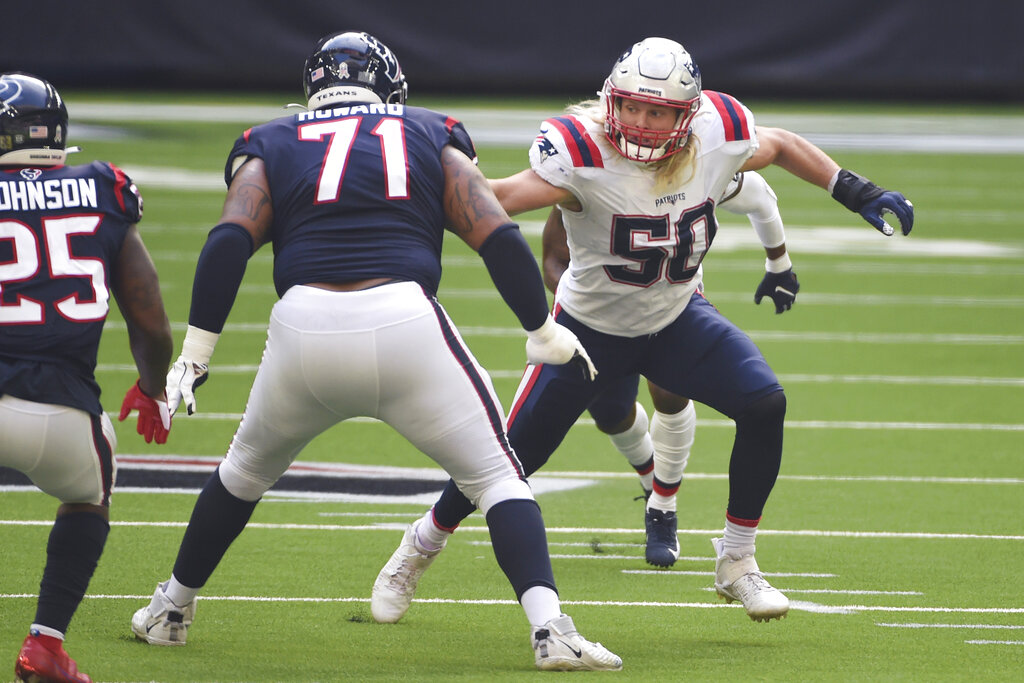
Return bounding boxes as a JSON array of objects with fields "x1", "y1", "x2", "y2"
[
  {"x1": 877, "y1": 623, "x2": 1024, "y2": 629},
  {"x1": 101, "y1": 321, "x2": 1024, "y2": 345},
  {"x1": 97, "y1": 408, "x2": 1024, "y2": 432},
  {"x1": 965, "y1": 640, "x2": 1024, "y2": 646},
  {"x1": 2, "y1": 519, "x2": 1021, "y2": 541},
  {"x1": 620, "y1": 570, "x2": 836, "y2": 578},
  {"x1": 95, "y1": 363, "x2": 1024, "y2": 388},
  {"x1": 347, "y1": 287, "x2": 1024, "y2": 308},
  {"x1": 1, "y1": 592, "x2": 1019, "y2": 617}
]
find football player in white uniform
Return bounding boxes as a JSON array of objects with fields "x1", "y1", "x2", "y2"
[
  {"x1": 543, "y1": 170, "x2": 799, "y2": 568},
  {"x1": 373, "y1": 36, "x2": 913, "y2": 624}
]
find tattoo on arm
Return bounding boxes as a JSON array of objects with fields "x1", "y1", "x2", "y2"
[
  {"x1": 231, "y1": 182, "x2": 272, "y2": 222},
  {"x1": 443, "y1": 150, "x2": 506, "y2": 236}
]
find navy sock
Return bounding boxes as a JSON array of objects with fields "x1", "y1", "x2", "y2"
[
  {"x1": 35, "y1": 510, "x2": 109, "y2": 634},
  {"x1": 172, "y1": 468, "x2": 258, "y2": 588},
  {"x1": 431, "y1": 479, "x2": 478, "y2": 530},
  {"x1": 485, "y1": 499, "x2": 556, "y2": 600}
]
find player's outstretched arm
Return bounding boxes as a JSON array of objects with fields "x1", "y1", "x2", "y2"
[
  {"x1": 720, "y1": 172, "x2": 800, "y2": 314},
  {"x1": 744, "y1": 126, "x2": 914, "y2": 237},
  {"x1": 442, "y1": 146, "x2": 596, "y2": 380}
]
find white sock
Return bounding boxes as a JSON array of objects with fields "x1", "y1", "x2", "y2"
[
  {"x1": 520, "y1": 585, "x2": 561, "y2": 627},
  {"x1": 608, "y1": 402, "x2": 655, "y2": 492},
  {"x1": 29, "y1": 624, "x2": 64, "y2": 640},
  {"x1": 648, "y1": 402, "x2": 696, "y2": 512},
  {"x1": 414, "y1": 510, "x2": 451, "y2": 552},
  {"x1": 163, "y1": 576, "x2": 200, "y2": 607},
  {"x1": 720, "y1": 519, "x2": 758, "y2": 557}
]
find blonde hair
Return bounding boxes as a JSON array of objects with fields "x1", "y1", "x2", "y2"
[{"x1": 566, "y1": 99, "x2": 699, "y2": 193}]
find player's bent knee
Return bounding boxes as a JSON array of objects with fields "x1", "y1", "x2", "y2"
[
  {"x1": 218, "y1": 458, "x2": 270, "y2": 502},
  {"x1": 475, "y1": 477, "x2": 535, "y2": 517},
  {"x1": 739, "y1": 389, "x2": 787, "y2": 427}
]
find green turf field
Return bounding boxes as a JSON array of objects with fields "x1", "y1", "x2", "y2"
[{"x1": 2, "y1": 93, "x2": 1023, "y2": 682}]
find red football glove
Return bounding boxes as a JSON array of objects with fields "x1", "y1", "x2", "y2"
[{"x1": 119, "y1": 380, "x2": 171, "y2": 444}]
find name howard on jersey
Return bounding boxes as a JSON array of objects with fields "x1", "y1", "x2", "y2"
[
  {"x1": 0, "y1": 177, "x2": 98, "y2": 211},
  {"x1": 297, "y1": 102, "x2": 405, "y2": 121}
]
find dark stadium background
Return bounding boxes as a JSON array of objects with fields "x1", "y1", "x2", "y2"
[{"x1": 3, "y1": 0, "x2": 1021, "y2": 102}]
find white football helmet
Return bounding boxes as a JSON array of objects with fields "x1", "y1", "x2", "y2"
[{"x1": 602, "y1": 37, "x2": 702, "y2": 162}]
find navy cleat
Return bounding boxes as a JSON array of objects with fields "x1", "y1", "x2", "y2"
[{"x1": 644, "y1": 508, "x2": 680, "y2": 567}]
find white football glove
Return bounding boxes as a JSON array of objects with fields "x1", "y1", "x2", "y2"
[
  {"x1": 165, "y1": 356, "x2": 209, "y2": 416},
  {"x1": 525, "y1": 315, "x2": 598, "y2": 381}
]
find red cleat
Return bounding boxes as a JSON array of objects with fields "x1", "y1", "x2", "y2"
[{"x1": 14, "y1": 634, "x2": 92, "y2": 683}]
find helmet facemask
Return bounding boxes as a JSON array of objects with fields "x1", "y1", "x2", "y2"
[{"x1": 603, "y1": 84, "x2": 699, "y2": 162}]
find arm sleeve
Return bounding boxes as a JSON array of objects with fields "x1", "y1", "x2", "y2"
[
  {"x1": 478, "y1": 223, "x2": 549, "y2": 332},
  {"x1": 187, "y1": 222, "x2": 254, "y2": 333}
]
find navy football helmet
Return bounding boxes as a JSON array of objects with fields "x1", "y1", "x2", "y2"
[
  {"x1": 0, "y1": 72, "x2": 68, "y2": 166},
  {"x1": 303, "y1": 32, "x2": 407, "y2": 110}
]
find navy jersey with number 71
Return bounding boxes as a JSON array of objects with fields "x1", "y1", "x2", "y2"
[{"x1": 225, "y1": 102, "x2": 477, "y2": 297}]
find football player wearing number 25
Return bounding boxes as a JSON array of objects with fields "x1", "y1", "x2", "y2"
[
  {"x1": 129, "y1": 32, "x2": 621, "y2": 672},
  {"x1": 1, "y1": 73, "x2": 174, "y2": 683},
  {"x1": 377, "y1": 36, "x2": 914, "y2": 625}
]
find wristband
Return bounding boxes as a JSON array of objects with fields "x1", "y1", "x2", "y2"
[
  {"x1": 181, "y1": 325, "x2": 219, "y2": 365},
  {"x1": 765, "y1": 252, "x2": 792, "y2": 274},
  {"x1": 831, "y1": 168, "x2": 885, "y2": 212}
]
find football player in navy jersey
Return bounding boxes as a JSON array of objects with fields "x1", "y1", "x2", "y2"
[
  {"x1": 1, "y1": 72, "x2": 174, "y2": 683},
  {"x1": 374, "y1": 37, "x2": 914, "y2": 625},
  {"x1": 130, "y1": 32, "x2": 621, "y2": 672}
]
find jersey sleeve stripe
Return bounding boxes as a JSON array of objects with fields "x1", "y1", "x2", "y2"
[
  {"x1": 109, "y1": 162, "x2": 129, "y2": 212},
  {"x1": 705, "y1": 91, "x2": 751, "y2": 142},
  {"x1": 547, "y1": 116, "x2": 604, "y2": 168}
]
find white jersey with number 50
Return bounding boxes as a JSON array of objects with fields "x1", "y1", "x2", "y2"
[{"x1": 529, "y1": 90, "x2": 757, "y2": 337}]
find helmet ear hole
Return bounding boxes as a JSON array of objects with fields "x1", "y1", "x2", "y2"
[{"x1": 303, "y1": 32, "x2": 407, "y2": 110}]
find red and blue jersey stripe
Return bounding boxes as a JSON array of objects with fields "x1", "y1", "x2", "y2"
[
  {"x1": 545, "y1": 116, "x2": 604, "y2": 168},
  {"x1": 705, "y1": 91, "x2": 752, "y2": 142}
]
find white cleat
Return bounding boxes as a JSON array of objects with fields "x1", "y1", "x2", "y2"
[
  {"x1": 712, "y1": 537, "x2": 789, "y2": 622},
  {"x1": 371, "y1": 520, "x2": 444, "y2": 624},
  {"x1": 131, "y1": 582, "x2": 197, "y2": 645},
  {"x1": 532, "y1": 615, "x2": 623, "y2": 672}
]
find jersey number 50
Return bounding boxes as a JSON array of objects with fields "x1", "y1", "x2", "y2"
[{"x1": 604, "y1": 201, "x2": 717, "y2": 287}]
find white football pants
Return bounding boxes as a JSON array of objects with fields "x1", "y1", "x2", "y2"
[
  {"x1": 0, "y1": 394, "x2": 117, "y2": 506},
  {"x1": 218, "y1": 282, "x2": 533, "y2": 514}
]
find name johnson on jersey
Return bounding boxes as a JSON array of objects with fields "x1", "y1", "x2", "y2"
[{"x1": 0, "y1": 176, "x2": 98, "y2": 211}]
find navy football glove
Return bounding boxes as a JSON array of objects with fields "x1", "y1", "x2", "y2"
[
  {"x1": 755, "y1": 269, "x2": 800, "y2": 314},
  {"x1": 831, "y1": 169, "x2": 914, "y2": 236}
]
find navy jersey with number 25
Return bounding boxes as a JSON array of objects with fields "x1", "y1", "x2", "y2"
[
  {"x1": 226, "y1": 102, "x2": 476, "y2": 297},
  {"x1": 0, "y1": 161, "x2": 142, "y2": 415}
]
